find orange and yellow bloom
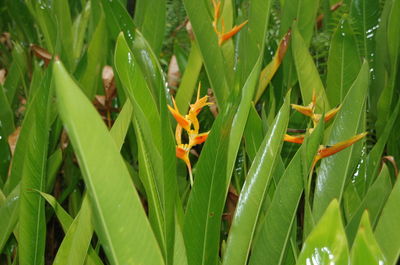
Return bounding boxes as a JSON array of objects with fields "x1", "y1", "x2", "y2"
[
  {"x1": 168, "y1": 85, "x2": 213, "y2": 186},
  {"x1": 284, "y1": 91, "x2": 366, "y2": 164}
]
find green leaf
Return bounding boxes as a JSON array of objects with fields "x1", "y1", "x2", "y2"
[
  {"x1": 53, "y1": 60, "x2": 165, "y2": 265},
  {"x1": 296, "y1": 200, "x2": 349, "y2": 265},
  {"x1": 280, "y1": 0, "x2": 318, "y2": 45},
  {"x1": 39, "y1": 192, "x2": 103, "y2": 265},
  {"x1": 79, "y1": 13, "x2": 107, "y2": 99},
  {"x1": 53, "y1": 0, "x2": 74, "y2": 69},
  {"x1": 222, "y1": 92, "x2": 290, "y2": 265},
  {"x1": 109, "y1": 100, "x2": 133, "y2": 151},
  {"x1": 19, "y1": 69, "x2": 52, "y2": 265},
  {"x1": 183, "y1": 103, "x2": 236, "y2": 265},
  {"x1": 53, "y1": 195, "x2": 93, "y2": 265},
  {"x1": 71, "y1": 1, "x2": 91, "y2": 61},
  {"x1": 243, "y1": 104, "x2": 264, "y2": 162},
  {"x1": 182, "y1": 0, "x2": 230, "y2": 107},
  {"x1": 349, "y1": 0, "x2": 380, "y2": 64},
  {"x1": 114, "y1": 34, "x2": 176, "y2": 264},
  {"x1": 101, "y1": 0, "x2": 166, "y2": 106},
  {"x1": 0, "y1": 185, "x2": 19, "y2": 252},
  {"x1": 175, "y1": 41, "x2": 203, "y2": 114},
  {"x1": 312, "y1": 61, "x2": 369, "y2": 222},
  {"x1": 133, "y1": 0, "x2": 166, "y2": 55},
  {"x1": 28, "y1": 1, "x2": 57, "y2": 53},
  {"x1": 351, "y1": 211, "x2": 387, "y2": 265},
  {"x1": 235, "y1": 0, "x2": 272, "y2": 88},
  {"x1": 376, "y1": 0, "x2": 400, "y2": 136},
  {"x1": 0, "y1": 84, "x2": 15, "y2": 137},
  {"x1": 6, "y1": 0, "x2": 37, "y2": 43},
  {"x1": 249, "y1": 118, "x2": 324, "y2": 265},
  {"x1": 279, "y1": 0, "x2": 319, "y2": 88},
  {"x1": 326, "y1": 14, "x2": 362, "y2": 107},
  {"x1": 292, "y1": 24, "x2": 330, "y2": 112},
  {"x1": 46, "y1": 149, "x2": 63, "y2": 193},
  {"x1": 365, "y1": 100, "x2": 400, "y2": 190},
  {"x1": 346, "y1": 165, "x2": 392, "y2": 245},
  {"x1": 375, "y1": 178, "x2": 400, "y2": 265},
  {"x1": 3, "y1": 43, "x2": 27, "y2": 104}
]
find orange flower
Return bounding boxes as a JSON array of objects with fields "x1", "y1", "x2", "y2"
[
  {"x1": 212, "y1": 0, "x2": 248, "y2": 46},
  {"x1": 284, "y1": 91, "x2": 366, "y2": 164},
  {"x1": 168, "y1": 84, "x2": 212, "y2": 186}
]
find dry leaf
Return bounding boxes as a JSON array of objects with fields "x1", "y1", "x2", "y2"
[
  {"x1": 167, "y1": 55, "x2": 180, "y2": 89},
  {"x1": 0, "y1": 69, "x2": 6, "y2": 85},
  {"x1": 8, "y1": 127, "x2": 21, "y2": 157}
]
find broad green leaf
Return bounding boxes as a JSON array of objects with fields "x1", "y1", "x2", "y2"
[
  {"x1": 292, "y1": 24, "x2": 330, "y2": 112},
  {"x1": 222, "y1": 92, "x2": 290, "y2": 265},
  {"x1": 349, "y1": 0, "x2": 380, "y2": 65},
  {"x1": 296, "y1": 200, "x2": 349, "y2": 265},
  {"x1": 79, "y1": 13, "x2": 107, "y2": 99},
  {"x1": 6, "y1": 0, "x2": 37, "y2": 43},
  {"x1": 2, "y1": 68, "x2": 45, "y2": 195},
  {"x1": 183, "y1": 102, "x2": 236, "y2": 265},
  {"x1": 53, "y1": 60, "x2": 164, "y2": 265},
  {"x1": 19, "y1": 69, "x2": 52, "y2": 265},
  {"x1": 326, "y1": 14, "x2": 362, "y2": 107},
  {"x1": 101, "y1": 0, "x2": 166, "y2": 106},
  {"x1": 174, "y1": 220, "x2": 188, "y2": 265},
  {"x1": 53, "y1": 0, "x2": 74, "y2": 69},
  {"x1": 175, "y1": 41, "x2": 203, "y2": 113},
  {"x1": 71, "y1": 1, "x2": 91, "y2": 61},
  {"x1": 46, "y1": 149, "x2": 63, "y2": 193},
  {"x1": 115, "y1": 34, "x2": 171, "y2": 261},
  {"x1": 280, "y1": 0, "x2": 318, "y2": 45},
  {"x1": 0, "y1": 185, "x2": 19, "y2": 252},
  {"x1": 243, "y1": 104, "x2": 264, "y2": 162},
  {"x1": 249, "y1": 119, "x2": 324, "y2": 265},
  {"x1": 3, "y1": 43, "x2": 27, "y2": 104},
  {"x1": 376, "y1": 0, "x2": 400, "y2": 136},
  {"x1": 279, "y1": 0, "x2": 319, "y2": 88},
  {"x1": 53, "y1": 195, "x2": 93, "y2": 265},
  {"x1": 182, "y1": 0, "x2": 230, "y2": 107},
  {"x1": 365, "y1": 100, "x2": 400, "y2": 190},
  {"x1": 351, "y1": 211, "x2": 387, "y2": 265},
  {"x1": 28, "y1": 1, "x2": 57, "y2": 53},
  {"x1": 346, "y1": 164, "x2": 391, "y2": 245},
  {"x1": 235, "y1": 0, "x2": 272, "y2": 88},
  {"x1": 375, "y1": 178, "x2": 400, "y2": 265},
  {"x1": 369, "y1": 0, "x2": 392, "y2": 115},
  {"x1": 133, "y1": 0, "x2": 166, "y2": 55},
  {"x1": 39, "y1": 192, "x2": 103, "y2": 265},
  {"x1": 227, "y1": 57, "x2": 263, "y2": 186},
  {"x1": 109, "y1": 100, "x2": 133, "y2": 151},
  {"x1": 255, "y1": 33, "x2": 290, "y2": 103},
  {"x1": 313, "y1": 61, "x2": 369, "y2": 222},
  {"x1": 0, "y1": 84, "x2": 14, "y2": 137}
]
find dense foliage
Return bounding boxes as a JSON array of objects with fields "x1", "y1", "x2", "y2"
[{"x1": 0, "y1": 0, "x2": 399, "y2": 264}]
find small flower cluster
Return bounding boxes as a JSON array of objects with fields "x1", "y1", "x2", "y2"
[
  {"x1": 168, "y1": 85, "x2": 212, "y2": 186},
  {"x1": 284, "y1": 92, "x2": 366, "y2": 164}
]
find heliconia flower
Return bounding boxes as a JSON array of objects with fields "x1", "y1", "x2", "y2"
[
  {"x1": 168, "y1": 84, "x2": 213, "y2": 186},
  {"x1": 167, "y1": 97, "x2": 191, "y2": 131},
  {"x1": 190, "y1": 132, "x2": 210, "y2": 146},
  {"x1": 284, "y1": 92, "x2": 366, "y2": 167},
  {"x1": 291, "y1": 103, "x2": 314, "y2": 118},
  {"x1": 218, "y1": 20, "x2": 248, "y2": 46},
  {"x1": 314, "y1": 132, "x2": 367, "y2": 164},
  {"x1": 212, "y1": 0, "x2": 248, "y2": 46},
  {"x1": 284, "y1": 134, "x2": 305, "y2": 144},
  {"x1": 176, "y1": 144, "x2": 193, "y2": 186}
]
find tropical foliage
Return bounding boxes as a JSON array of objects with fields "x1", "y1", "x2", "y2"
[{"x1": 0, "y1": 0, "x2": 399, "y2": 264}]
